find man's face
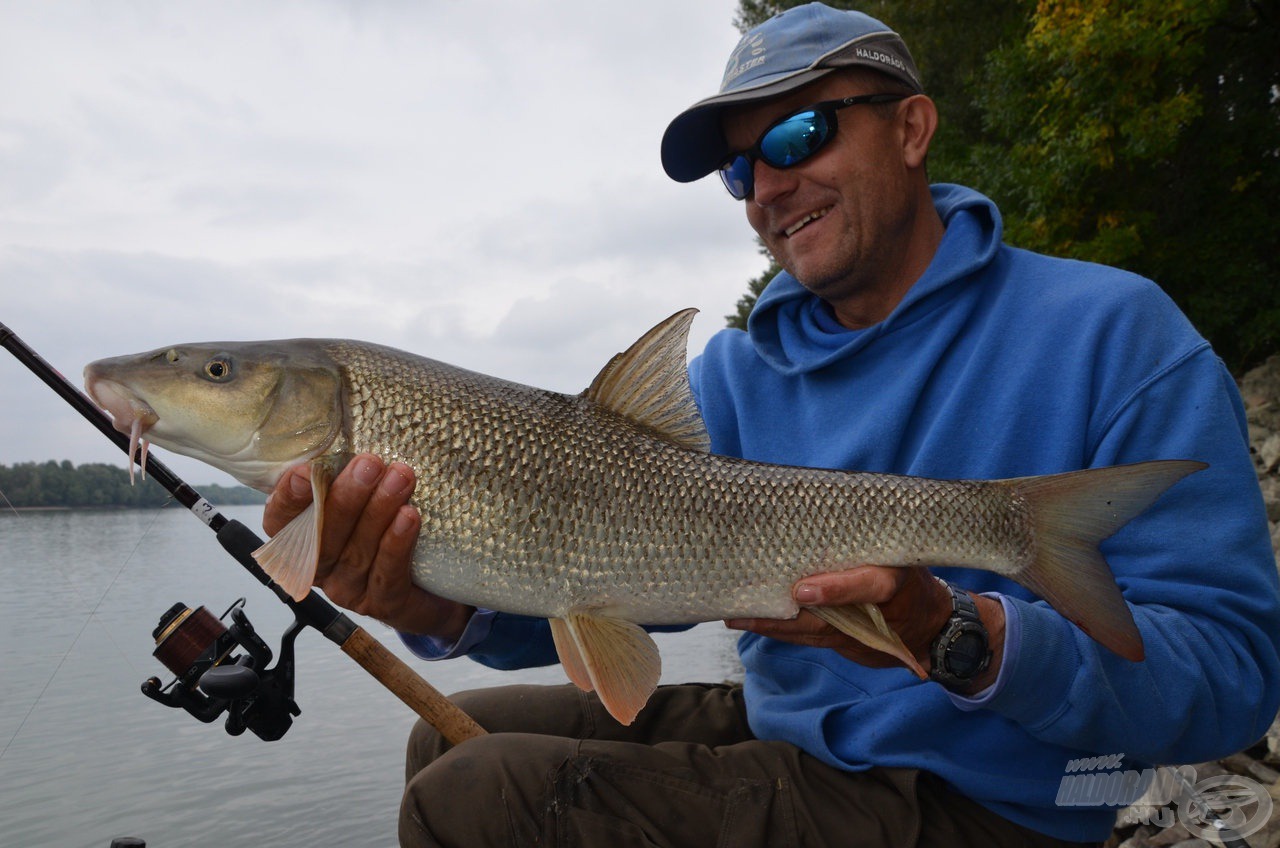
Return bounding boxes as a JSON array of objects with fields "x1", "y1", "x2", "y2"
[{"x1": 722, "y1": 74, "x2": 923, "y2": 327}]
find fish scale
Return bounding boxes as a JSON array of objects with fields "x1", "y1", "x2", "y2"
[
  {"x1": 84, "y1": 308, "x2": 1204, "y2": 724},
  {"x1": 328, "y1": 338, "x2": 1043, "y2": 623}
]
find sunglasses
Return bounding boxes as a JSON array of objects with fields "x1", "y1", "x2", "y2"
[{"x1": 718, "y1": 93, "x2": 909, "y2": 200}]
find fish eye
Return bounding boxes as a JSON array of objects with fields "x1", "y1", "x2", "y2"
[{"x1": 204, "y1": 357, "x2": 233, "y2": 381}]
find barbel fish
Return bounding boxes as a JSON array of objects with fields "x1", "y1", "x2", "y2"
[{"x1": 84, "y1": 310, "x2": 1202, "y2": 724}]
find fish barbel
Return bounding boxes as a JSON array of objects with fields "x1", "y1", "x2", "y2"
[{"x1": 84, "y1": 310, "x2": 1203, "y2": 724}]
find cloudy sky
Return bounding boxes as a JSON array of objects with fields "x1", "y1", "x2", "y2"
[{"x1": 0, "y1": 1, "x2": 763, "y2": 488}]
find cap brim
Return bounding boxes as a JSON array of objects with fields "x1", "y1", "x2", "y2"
[{"x1": 660, "y1": 67, "x2": 835, "y2": 183}]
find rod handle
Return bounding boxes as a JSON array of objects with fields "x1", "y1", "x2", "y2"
[{"x1": 338, "y1": 626, "x2": 487, "y2": 745}]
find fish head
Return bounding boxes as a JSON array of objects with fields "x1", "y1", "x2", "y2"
[{"x1": 84, "y1": 340, "x2": 345, "y2": 490}]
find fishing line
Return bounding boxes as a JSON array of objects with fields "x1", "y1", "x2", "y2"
[
  {"x1": 0, "y1": 501, "x2": 165, "y2": 764},
  {"x1": 0, "y1": 484, "x2": 19, "y2": 517}
]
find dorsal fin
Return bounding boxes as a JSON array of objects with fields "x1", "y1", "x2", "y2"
[{"x1": 582, "y1": 309, "x2": 709, "y2": 452}]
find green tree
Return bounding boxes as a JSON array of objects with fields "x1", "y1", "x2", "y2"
[
  {"x1": 975, "y1": 0, "x2": 1280, "y2": 372},
  {"x1": 727, "y1": 240, "x2": 781, "y2": 330},
  {"x1": 730, "y1": 1, "x2": 1280, "y2": 372},
  {"x1": 0, "y1": 461, "x2": 266, "y2": 509}
]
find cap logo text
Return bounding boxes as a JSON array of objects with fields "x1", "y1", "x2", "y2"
[
  {"x1": 855, "y1": 46, "x2": 907, "y2": 74},
  {"x1": 723, "y1": 33, "x2": 766, "y2": 89}
]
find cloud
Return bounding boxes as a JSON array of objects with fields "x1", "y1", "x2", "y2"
[{"x1": 0, "y1": 0, "x2": 759, "y2": 485}]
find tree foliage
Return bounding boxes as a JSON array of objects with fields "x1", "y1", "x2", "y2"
[
  {"x1": 726, "y1": 239, "x2": 780, "y2": 329},
  {"x1": 730, "y1": 1, "x2": 1279, "y2": 372},
  {"x1": 0, "y1": 461, "x2": 266, "y2": 509}
]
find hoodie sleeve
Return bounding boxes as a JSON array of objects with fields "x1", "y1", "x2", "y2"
[
  {"x1": 978, "y1": 346, "x2": 1280, "y2": 764},
  {"x1": 400, "y1": 611, "x2": 563, "y2": 667}
]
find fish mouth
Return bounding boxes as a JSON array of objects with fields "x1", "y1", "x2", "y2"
[{"x1": 84, "y1": 372, "x2": 158, "y2": 482}]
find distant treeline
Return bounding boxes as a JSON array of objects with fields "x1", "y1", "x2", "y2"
[{"x1": 0, "y1": 461, "x2": 266, "y2": 509}]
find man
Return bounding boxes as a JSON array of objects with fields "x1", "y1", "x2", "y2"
[{"x1": 264, "y1": 4, "x2": 1280, "y2": 846}]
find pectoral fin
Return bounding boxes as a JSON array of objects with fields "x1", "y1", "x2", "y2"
[
  {"x1": 253, "y1": 459, "x2": 334, "y2": 601},
  {"x1": 806, "y1": 603, "x2": 926, "y2": 679},
  {"x1": 549, "y1": 612, "x2": 661, "y2": 725}
]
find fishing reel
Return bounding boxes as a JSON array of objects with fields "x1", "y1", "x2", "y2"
[{"x1": 141, "y1": 599, "x2": 302, "y2": 741}]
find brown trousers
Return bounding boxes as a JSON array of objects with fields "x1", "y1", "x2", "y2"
[{"x1": 399, "y1": 683, "x2": 1096, "y2": 848}]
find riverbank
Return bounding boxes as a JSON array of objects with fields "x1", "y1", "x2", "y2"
[{"x1": 0, "y1": 459, "x2": 265, "y2": 509}]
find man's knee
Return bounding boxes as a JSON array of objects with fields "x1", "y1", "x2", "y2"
[
  {"x1": 405, "y1": 684, "x2": 588, "y2": 780},
  {"x1": 400, "y1": 732, "x2": 574, "y2": 848}
]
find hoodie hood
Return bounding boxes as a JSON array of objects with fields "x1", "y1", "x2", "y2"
[{"x1": 747, "y1": 184, "x2": 1003, "y2": 375}]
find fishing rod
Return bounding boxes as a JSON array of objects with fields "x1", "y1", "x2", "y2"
[{"x1": 0, "y1": 321, "x2": 485, "y2": 746}]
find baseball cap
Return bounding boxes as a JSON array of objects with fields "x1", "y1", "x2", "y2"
[{"x1": 661, "y1": 3, "x2": 923, "y2": 183}]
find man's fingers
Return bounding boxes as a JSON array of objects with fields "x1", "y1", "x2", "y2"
[
  {"x1": 312, "y1": 455, "x2": 387, "y2": 569},
  {"x1": 260, "y1": 454, "x2": 456, "y2": 636},
  {"x1": 726, "y1": 565, "x2": 947, "y2": 672},
  {"x1": 317, "y1": 458, "x2": 414, "y2": 589},
  {"x1": 726, "y1": 612, "x2": 897, "y2": 657},
  {"x1": 793, "y1": 566, "x2": 905, "y2": 607},
  {"x1": 344, "y1": 505, "x2": 422, "y2": 621},
  {"x1": 262, "y1": 464, "x2": 314, "y2": 536}
]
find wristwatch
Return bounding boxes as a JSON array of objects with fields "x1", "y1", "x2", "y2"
[{"x1": 928, "y1": 580, "x2": 991, "y2": 688}]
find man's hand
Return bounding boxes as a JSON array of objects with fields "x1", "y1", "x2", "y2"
[
  {"x1": 262, "y1": 453, "x2": 473, "y2": 641},
  {"x1": 726, "y1": 565, "x2": 1004, "y2": 691}
]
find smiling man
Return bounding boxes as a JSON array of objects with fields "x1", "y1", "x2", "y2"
[
  {"x1": 719, "y1": 78, "x2": 941, "y2": 328},
  {"x1": 264, "y1": 5, "x2": 1280, "y2": 846}
]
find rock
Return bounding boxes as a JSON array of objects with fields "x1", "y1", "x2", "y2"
[
  {"x1": 1146, "y1": 821, "x2": 1195, "y2": 845},
  {"x1": 1241, "y1": 354, "x2": 1280, "y2": 431},
  {"x1": 1115, "y1": 835, "x2": 1159, "y2": 848},
  {"x1": 1222, "y1": 750, "x2": 1280, "y2": 784},
  {"x1": 1267, "y1": 721, "x2": 1280, "y2": 766},
  {"x1": 1262, "y1": 433, "x2": 1280, "y2": 473},
  {"x1": 1260, "y1": 476, "x2": 1280, "y2": 521},
  {"x1": 1251, "y1": 814, "x2": 1280, "y2": 848}
]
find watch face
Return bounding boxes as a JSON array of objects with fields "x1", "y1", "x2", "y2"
[{"x1": 946, "y1": 629, "x2": 988, "y2": 677}]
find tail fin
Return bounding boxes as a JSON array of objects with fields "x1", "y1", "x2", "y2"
[{"x1": 1007, "y1": 460, "x2": 1206, "y2": 662}]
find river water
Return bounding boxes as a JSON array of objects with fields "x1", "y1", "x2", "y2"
[{"x1": 0, "y1": 505, "x2": 743, "y2": 848}]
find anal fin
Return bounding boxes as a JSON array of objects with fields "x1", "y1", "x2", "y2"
[
  {"x1": 253, "y1": 459, "x2": 334, "y2": 601},
  {"x1": 550, "y1": 612, "x2": 661, "y2": 725},
  {"x1": 807, "y1": 603, "x2": 926, "y2": 679}
]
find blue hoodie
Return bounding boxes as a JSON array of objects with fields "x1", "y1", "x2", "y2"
[
  {"x1": 410, "y1": 185, "x2": 1280, "y2": 842},
  {"x1": 686, "y1": 185, "x2": 1280, "y2": 840}
]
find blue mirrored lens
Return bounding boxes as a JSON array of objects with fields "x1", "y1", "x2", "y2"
[
  {"x1": 759, "y1": 110, "x2": 829, "y2": 167},
  {"x1": 719, "y1": 154, "x2": 753, "y2": 200}
]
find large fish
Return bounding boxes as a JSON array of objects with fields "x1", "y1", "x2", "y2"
[{"x1": 84, "y1": 310, "x2": 1202, "y2": 724}]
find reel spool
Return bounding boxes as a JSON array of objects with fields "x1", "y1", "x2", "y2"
[
  {"x1": 151, "y1": 603, "x2": 239, "y2": 684},
  {"x1": 142, "y1": 599, "x2": 302, "y2": 741}
]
